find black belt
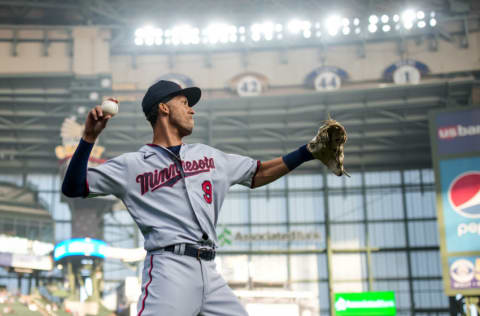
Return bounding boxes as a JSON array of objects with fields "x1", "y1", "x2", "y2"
[{"x1": 164, "y1": 244, "x2": 216, "y2": 261}]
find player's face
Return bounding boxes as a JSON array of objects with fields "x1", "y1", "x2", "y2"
[{"x1": 167, "y1": 95, "x2": 195, "y2": 137}]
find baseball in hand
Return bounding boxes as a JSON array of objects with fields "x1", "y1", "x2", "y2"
[{"x1": 101, "y1": 97, "x2": 119, "y2": 116}]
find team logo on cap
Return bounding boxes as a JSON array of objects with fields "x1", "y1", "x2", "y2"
[{"x1": 448, "y1": 171, "x2": 480, "y2": 218}]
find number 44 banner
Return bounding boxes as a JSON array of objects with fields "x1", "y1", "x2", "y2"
[{"x1": 304, "y1": 66, "x2": 349, "y2": 92}]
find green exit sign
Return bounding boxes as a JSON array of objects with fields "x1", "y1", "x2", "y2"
[{"x1": 334, "y1": 291, "x2": 396, "y2": 316}]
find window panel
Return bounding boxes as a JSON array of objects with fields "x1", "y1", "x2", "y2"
[
  {"x1": 288, "y1": 192, "x2": 324, "y2": 223},
  {"x1": 406, "y1": 190, "x2": 436, "y2": 219},
  {"x1": 371, "y1": 252, "x2": 409, "y2": 278},
  {"x1": 329, "y1": 194, "x2": 364, "y2": 222},
  {"x1": 366, "y1": 189, "x2": 403, "y2": 220},
  {"x1": 250, "y1": 196, "x2": 286, "y2": 224},
  {"x1": 408, "y1": 220, "x2": 439, "y2": 246},
  {"x1": 219, "y1": 195, "x2": 249, "y2": 224},
  {"x1": 288, "y1": 174, "x2": 323, "y2": 189},
  {"x1": 410, "y1": 250, "x2": 442, "y2": 277},
  {"x1": 413, "y1": 279, "x2": 449, "y2": 308},
  {"x1": 368, "y1": 222, "x2": 406, "y2": 248},
  {"x1": 331, "y1": 223, "x2": 365, "y2": 248},
  {"x1": 365, "y1": 171, "x2": 401, "y2": 185}
]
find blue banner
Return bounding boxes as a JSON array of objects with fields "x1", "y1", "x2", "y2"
[
  {"x1": 436, "y1": 108, "x2": 480, "y2": 156},
  {"x1": 440, "y1": 157, "x2": 480, "y2": 252}
]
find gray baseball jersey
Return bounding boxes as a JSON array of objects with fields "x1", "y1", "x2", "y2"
[{"x1": 86, "y1": 143, "x2": 259, "y2": 250}]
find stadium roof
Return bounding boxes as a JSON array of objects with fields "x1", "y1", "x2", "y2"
[
  {"x1": 0, "y1": 0, "x2": 478, "y2": 26},
  {"x1": 0, "y1": 73, "x2": 476, "y2": 174}
]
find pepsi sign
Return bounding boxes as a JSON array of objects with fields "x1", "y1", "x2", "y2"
[
  {"x1": 440, "y1": 158, "x2": 480, "y2": 252},
  {"x1": 448, "y1": 172, "x2": 480, "y2": 219}
]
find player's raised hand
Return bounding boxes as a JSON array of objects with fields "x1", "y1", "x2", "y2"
[{"x1": 82, "y1": 105, "x2": 112, "y2": 143}]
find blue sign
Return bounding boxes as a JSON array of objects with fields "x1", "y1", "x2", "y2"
[
  {"x1": 53, "y1": 238, "x2": 107, "y2": 261},
  {"x1": 440, "y1": 157, "x2": 480, "y2": 252},
  {"x1": 448, "y1": 256, "x2": 480, "y2": 290},
  {"x1": 436, "y1": 108, "x2": 480, "y2": 156},
  {"x1": 304, "y1": 66, "x2": 349, "y2": 91},
  {"x1": 382, "y1": 59, "x2": 429, "y2": 81}
]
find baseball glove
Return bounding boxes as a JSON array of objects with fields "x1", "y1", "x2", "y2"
[{"x1": 307, "y1": 116, "x2": 350, "y2": 177}]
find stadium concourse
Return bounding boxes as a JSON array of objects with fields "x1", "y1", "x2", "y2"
[{"x1": 0, "y1": 0, "x2": 479, "y2": 315}]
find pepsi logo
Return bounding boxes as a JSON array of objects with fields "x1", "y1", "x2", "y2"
[{"x1": 448, "y1": 172, "x2": 480, "y2": 218}]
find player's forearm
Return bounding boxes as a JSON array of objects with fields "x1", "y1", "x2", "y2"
[
  {"x1": 252, "y1": 145, "x2": 314, "y2": 188},
  {"x1": 251, "y1": 157, "x2": 289, "y2": 188},
  {"x1": 61, "y1": 138, "x2": 94, "y2": 198}
]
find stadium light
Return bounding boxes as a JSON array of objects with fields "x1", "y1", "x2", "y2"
[
  {"x1": 404, "y1": 21, "x2": 414, "y2": 29},
  {"x1": 204, "y1": 23, "x2": 237, "y2": 44},
  {"x1": 326, "y1": 15, "x2": 342, "y2": 36},
  {"x1": 135, "y1": 25, "x2": 163, "y2": 46},
  {"x1": 402, "y1": 9, "x2": 416, "y2": 29},
  {"x1": 369, "y1": 15, "x2": 379, "y2": 24},
  {"x1": 251, "y1": 22, "x2": 275, "y2": 41},
  {"x1": 133, "y1": 9, "x2": 440, "y2": 48},
  {"x1": 169, "y1": 25, "x2": 200, "y2": 45},
  {"x1": 287, "y1": 19, "x2": 311, "y2": 35}
]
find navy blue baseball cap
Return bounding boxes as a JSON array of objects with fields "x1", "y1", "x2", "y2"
[{"x1": 141, "y1": 80, "x2": 201, "y2": 116}]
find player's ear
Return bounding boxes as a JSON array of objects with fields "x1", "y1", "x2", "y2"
[{"x1": 158, "y1": 102, "x2": 169, "y2": 115}]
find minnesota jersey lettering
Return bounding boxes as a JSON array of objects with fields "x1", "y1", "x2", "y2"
[{"x1": 135, "y1": 156, "x2": 216, "y2": 195}]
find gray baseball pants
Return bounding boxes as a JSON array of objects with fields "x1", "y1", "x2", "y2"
[{"x1": 137, "y1": 250, "x2": 248, "y2": 316}]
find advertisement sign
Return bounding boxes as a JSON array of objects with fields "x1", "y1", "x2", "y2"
[
  {"x1": 439, "y1": 158, "x2": 480, "y2": 252},
  {"x1": 334, "y1": 292, "x2": 396, "y2": 316},
  {"x1": 448, "y1": 256, "x2": 480, "y2": 290},
  {"x1": 54, "y1": 238, "x2": 107, "y2": 261},
  {"x1": 435, "y1": 108, "x2": 480, "y2": 156},
  {"x1": 430, "y1": 105, "x2": 480, "y2": 296}
]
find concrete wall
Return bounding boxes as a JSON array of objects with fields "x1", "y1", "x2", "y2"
[
  {"x1": 111, "y1": 32, "x2": 480, "y2": 90},
  {"x1": 0, "y1": 27, "x2": 110, "y2": 76}
]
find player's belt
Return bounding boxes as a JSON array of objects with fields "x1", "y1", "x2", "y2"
[{"x1": 164, "y1": 244, "x2": 216, "y2": 261}]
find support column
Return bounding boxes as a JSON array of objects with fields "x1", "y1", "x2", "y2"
[{"x1": 322, "y1": 169, "x2": 335, "y2": 316}]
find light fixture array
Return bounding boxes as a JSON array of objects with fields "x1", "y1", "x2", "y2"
[{"x1": 134, "y1": 10, "x2": 438, "y2": 46}]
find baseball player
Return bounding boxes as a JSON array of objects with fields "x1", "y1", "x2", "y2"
[{"x1": 61, "y1": 80, "x2": 322, "y2": 316}]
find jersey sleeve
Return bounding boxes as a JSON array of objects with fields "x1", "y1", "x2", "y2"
[
  {"x1": 86, "y1": 156, "x2": 127, "y2": 198},
  {"x1": 216, "y1": 149, "x2": 260, "y2": 188}
]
